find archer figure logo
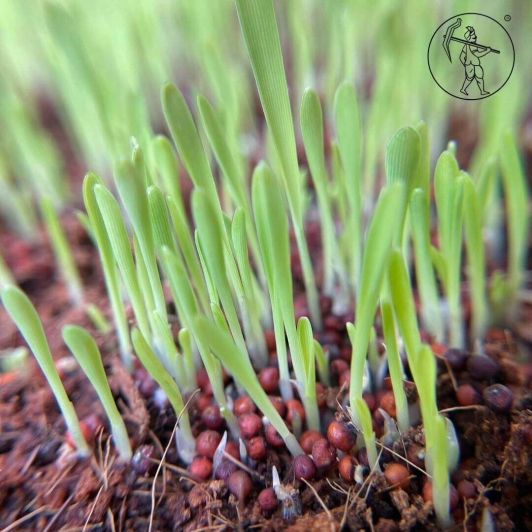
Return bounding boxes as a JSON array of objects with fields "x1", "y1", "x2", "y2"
[{"x1": 428, "y1": 13, "x2": 515, "y2": 100}]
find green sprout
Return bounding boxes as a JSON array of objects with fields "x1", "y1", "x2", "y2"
[
  {"x1": 62, "y1": 325, "x2": 132, "y2": 460},
  {"x1": 0, "y1": 286, "x2": 90, "y2": 456}
]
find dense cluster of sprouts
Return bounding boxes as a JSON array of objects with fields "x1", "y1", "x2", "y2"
[{"x1": 0, "y1": 0, "x2": 529, "y2": 529}]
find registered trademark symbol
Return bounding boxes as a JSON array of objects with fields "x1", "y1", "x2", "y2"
[{"x1": 504, "y1": 15, "x2": 511, "y2": 22}]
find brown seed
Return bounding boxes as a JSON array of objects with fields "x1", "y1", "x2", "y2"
[
  {"x1": 189, "y1": 456, "x2": 212, "y2": 480},
  {"x1": 258, "y1": 487, "x2": 278, "y2": 513},
  {"x1": 457, "y1": 479, "x2": 477, "y2": 499},
  {"x1": 327, "y1": 421, "x2": 357, "y2": 452},
  {"x1": 233, "y1": 395, "x2": 255, "y2": 416},
  {"x1": 384, "y1": 462, "x2": 410, "y2": 489},
  {"x1": 196, "y1": 368, "x2": 210, "y2": 392},
  {"x1": 195, "y1": 430, "x2": 221, "y2": 459},
  {"x1": 330, "y1": 359, "x2": 349, "y2": 384},
  {"x1": 293, "y1": 454, "x2": 317, "y2": 480},
  {"x1": 338, "y1": 455, "x2": 359, "y2": 481},
  {"x1": 362, "y1": 391, "x2": 377, "y2": 412},
  {"x1": 422, "y1": 481, "x2": 459, "y2": 511},
  {"x1": 265, "y1": 422, "x2": 285, "y2": 447},
  {"x1": 466, "y1": 355, "x2": 499, "y2": 380},
  {"x1": 483, "y1": 384, "x2": 514, "y2": 414},
  {"x1": 268, "y1": 395, "x2": 287, "y2": 417},
  {"x1": 311, "y1": 439, "x2": 337, "y2": 469},
  {"x1": 227, "y1": 470, "x2": 252, "y2": 501},
  {"x1": 247, "y1": 436, "x2": 267, "y2": 461},
  {"x1": 299, "y1": 430, "x2": 324, "y2": 454},
  {"x1": 214, "y1": 460, "x2": 238, "y2": 480},
  {"x1": 357, "y1": 447, "x2": 369, "y2": 468},
  {"x1": 201, "y1": 404, "x2": 224, "y2": 429},
  {"x1": 379, "y1": 391, "x2": 397, "y2": 418},
  {"x1": 258, "y1": 367, "x2": 279, "y2": 393},
  {"x1": 238, "y1": 413, "x2": 263, "y2": 439},
  {"x1": 456, "y1": 384, "x2": 482, "y2": 406},
  {"x1": 285, "y1": 399, "x2": 306, "y2": 423}
]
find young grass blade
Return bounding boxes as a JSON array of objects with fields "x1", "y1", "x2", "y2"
[
  {"x1": 131, "y1": 327, "x2": 195, "y2": 463},
  {"x1": 333, "y1": 83, "x2": 361, "y2": 289},
  {"x1": 161, "y1": 83, "x2": 217, "y2": 199},
  {"x1": 114, "y1": 159, "x2": 167, "y2": 322},
  {"x1": 432, "y1": 414, "x2": 452, "y2": 529},
  {"x1": 300, "y1": 88, "x2": 348, "y2": 297},
  {"x1": 463, "y1": 175, "x2": 488, "y2": 343},
  {"x1": 384, "y1": 126, "x2": 421, "y2": 246},
  {"x1": 380, "y1": 300, "x2": 409, "y2": 433},
  {"x1": 354, "y1": 396, "x2": 380, "y2": 472},
  {"x1": 499, "y1": 131, "x2": 529, "y2": 322},
  {"x1": 410, "y1": 189, "x2": 443, "y2": 341},
  {"x1": 62, "y1": 325, "x2": 132, "y2": 459},
  {"x1": 83, "y1": 173, "x2": 132, "y2": 369},
  {"x1": 94, "y1": 184, "x2": 150, "y2": 341},
  {"x1": 387, "y1": 249, "x2": 422, "y2": 369},
  {"x1": 148, "y1": 185, "x2": 178, "y2": 256},
  {"x1": 195, "y1": 316, "x2": 304, "y2": 457},
  {"x1": 297, "y1": 317, "x2": 319, "y2": 431},
  {"x1": 151, "y1": 135, "x2": 183, "y2": 212},
  {"x1": 349, "y1": 183, "x2": 405, "y2": 408},
  {"x1": 235, "y1": 0, "x2": 322, "y2": 329},
  {"x1": 1, "y1": 286, "x2": 90, "y2": 456},
  {"x1": 40, "y1": 196, "x2": 83, "y2": 306}
]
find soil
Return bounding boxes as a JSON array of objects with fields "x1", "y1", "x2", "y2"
[{"x1": 0, "y1": 101, "x2": 531, "y2": 531}]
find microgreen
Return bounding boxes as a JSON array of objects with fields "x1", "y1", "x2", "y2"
[
  {"x1": 0, "y1": 286, "x2": 90, "y2": 456},
  {"x1": 40, "y1": 196, "x2": 83, "y2": 307},
  {"x1": 83, "y1": 173, "x2": 132, "y2": 369},
  {"x1": 131, "y1": 327, "x2": 195, "y2": 463},
  {"x1": 348, "y1": 183, "x2": 404, "y2": 409},
  {"x1": 235, "y1": 0, "x2": 321, "y2": 329},
  {"x1": 300, "y1": 88, "x2": 348, "y2": 299},
  {"x1": 62, "y1": 325, "x2": 132, "y2": 460}
]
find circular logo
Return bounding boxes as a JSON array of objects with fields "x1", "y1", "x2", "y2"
[{"x1": 428, "y1": 13, "x2": 515, "y2": 100}]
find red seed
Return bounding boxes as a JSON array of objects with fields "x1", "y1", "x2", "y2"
[
  {"x1": 339, "y1": 369, "x2": 350, "y2": 388},
  {"x1": 330, "y1": 359, "x2": 349, "y2": 384},
  {"x1": 247, "y1": 436, "x2": 267, "y2": 461},
  {"x1": 258, "y1": 367, "x2": 279, "y2": 393},
  {"x1": 384, "y1": 462, "x2": 410, "y2": 489},
  {"x1": 422, "y1": 482, "x2": 459, "y2": 510},
  {"x1": 195, "y1": 430, "x2": 221, "y2": 459},
  {"x1": 456, "y1": 384, "x2": 482, "y2": 406},
  {"x1": 195, "y1": 394, "x2": 212, "y2": 413},
  {"x1": 443, "y1": 348, "x2": 468, "y2": 371},
  {"x1": 358, "y1": 447, "x2": 369, "y2": 468},
  {"x1": 457, "y1": 479, "x2": 477, "y2": 499},
  {"x1": 233, "y1": 395, "x2": 256, "y2": 416},
  {"x1": 338, "y1": 455, "x2": 359, "y2": 481},
  {"x1": 264, "y1": 330, "x2": 277, "y2": 351},
  {"x1": 299, "y1": 430, "x2": 323, "y2": 454},
  {"x1": 380, "y1": 392, "x2": 397, "y2": 418},
  {"x1": 293, "y1": 454, "x2": 317, "y2": 480},
  {"x1": 269, "y1": 395, "x2": 286, "y2": 417},
  {"x1": 483, "y1": 384, "x2": 514, "y2": 414},
  {"x1": 224, "y1": 440, "x2": 240, "y2": 460},
  {"x1": 196, "y1": 368, "x2": 210, "y2": 391},
  {"x1": 227, "y1": 470, "x2": 252, "y2": 501},
  {"x1": 258, "y1": 487, "x2": 278, "y2": 514},
  {"x1": 327, "y1": 421, "x2": 357, "y2": 452},
  {"x1": 66, "y1": 420, "x2": 94, "y2": 449},
  {"x1": 238, "y1": 413, "x2": 263, "y2": 439},
  {"x1": 189, "y1": 456, "x2": 212, "y2": 480},
  {"x1": 201, "y1": 404, "x2": 224, "y2": 429},
  {"x1": 311, "y1": 439, "x2": 337, "y2": 469},
  {"x1": 214, "y1": 460, "x2": 237, "y2": 480},
  {"x1": 285, "y1": 399, "x2": 305, "y2": 423},
  {"x1": 265, "y1": 423, "x2": 285, "y2": 447}
]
